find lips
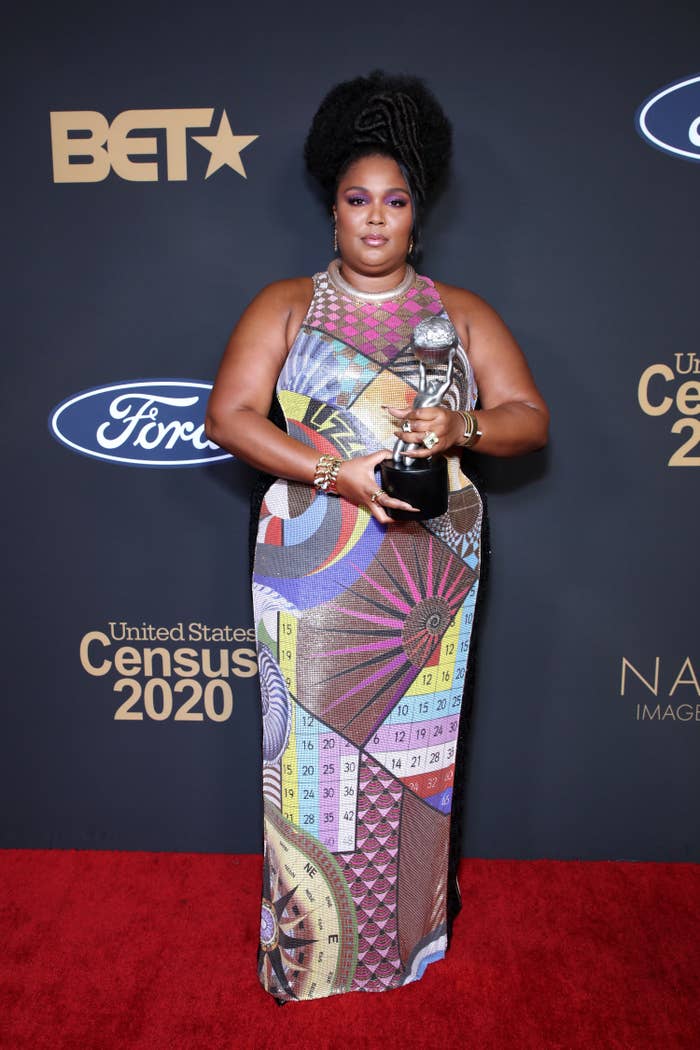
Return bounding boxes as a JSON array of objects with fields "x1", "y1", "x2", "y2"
[{"x1": 362, "y1": 235, "x2": 388, "y2": 246}]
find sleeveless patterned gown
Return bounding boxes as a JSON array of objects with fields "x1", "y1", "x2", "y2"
[{"x1": 253, "y1": 267, "x2": 482, "y2": 1002}]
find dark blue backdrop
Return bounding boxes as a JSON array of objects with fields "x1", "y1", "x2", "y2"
[{"x1": 3, "y1": 0, "x2": 698, "y2": 860}]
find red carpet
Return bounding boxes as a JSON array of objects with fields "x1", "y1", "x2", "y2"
[{"x1": 1, "y1": 852, "x2": 698, "y2": 1050}]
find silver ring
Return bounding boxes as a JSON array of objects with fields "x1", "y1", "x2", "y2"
[
  {"x1": 422, "y1": 431, "x2": 439, "y2": 450},
  {"x1": 402, "y1": 420, "x2": 412, "y2": 433},
  {"x1": 370, "y1": 488, "x2": 385, "y2": 504}
]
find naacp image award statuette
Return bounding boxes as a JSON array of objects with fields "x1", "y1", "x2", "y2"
[{"x1": 380, "y1": 316, "x2": 458, "y2": 521}]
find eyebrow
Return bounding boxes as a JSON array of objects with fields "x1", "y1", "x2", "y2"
[{"x1": 343, "y1": 185, "x2": 410, "y2": 194}]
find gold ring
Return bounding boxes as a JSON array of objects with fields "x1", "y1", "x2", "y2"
[
  {"x1": 370, "y1": 489, "x2": 385, "y2": 504},
  {"x1": 422, "y1": 431, "x2": 438, "y2": 450}
]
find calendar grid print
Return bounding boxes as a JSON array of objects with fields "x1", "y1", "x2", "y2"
[{"x1": 280, "y1": 701, "x2": 361, "y2": 854}]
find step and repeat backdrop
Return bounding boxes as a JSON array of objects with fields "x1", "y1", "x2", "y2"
[{"x1": 3, "y1": 1, "x2": 698, "y2": 860}]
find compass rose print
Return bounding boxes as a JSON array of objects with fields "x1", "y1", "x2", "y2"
[
  {"x1": 259, "y1": 803, "x2": 358, "y2": 1001},
  {"x1": 258, "y1": 851, "x2": 316, "y2": 1000}
]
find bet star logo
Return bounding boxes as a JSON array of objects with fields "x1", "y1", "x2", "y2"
[
  {"x1": 193, "y1": 111, "x2": 258, "y2": 178},
  {"x1": 50, "y1": 107, "x2": 259, "y2": 183}
]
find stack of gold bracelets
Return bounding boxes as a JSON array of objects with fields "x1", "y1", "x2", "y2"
[
  {"x1": 313, "y1": 453, "x2": 343, "y2": 494},
  {"x1": 456, "y1": 410, "x2": 482, "y2": 448}
]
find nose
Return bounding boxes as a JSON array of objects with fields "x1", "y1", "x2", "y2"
[{"x1": 367, "y1": 199, "x2": 385, "y2": 225}]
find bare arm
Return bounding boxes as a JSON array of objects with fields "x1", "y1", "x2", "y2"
[
  {"x1": 206, "y1": 279, "x2": 319, "y2": 482},
  {"x1": 387, "y1": 283, "x2": 549, "y2": 457},
  {"x1": 205, "y1": 279, "x2": 416, "y2": 525}
]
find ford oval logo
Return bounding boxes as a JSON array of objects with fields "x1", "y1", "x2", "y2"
[
  {"x1": 636, "y1": 74, "x2": 700, "y2": 162},
  {"x1": 49, "y1": 379, "x2": 233, "y2": 467}
]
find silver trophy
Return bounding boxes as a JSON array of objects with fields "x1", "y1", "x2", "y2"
[{"x1": 381, "y1": 316, "x2": 458, "y2": 521}]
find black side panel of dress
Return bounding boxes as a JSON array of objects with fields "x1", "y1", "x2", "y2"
[{"x1": 248, "y1": 392, "x2": 288, "y2": 577}]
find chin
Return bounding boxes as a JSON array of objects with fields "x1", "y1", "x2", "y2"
[{"x1": 357, "y1": 251, "x2": 401, "y2": 270}]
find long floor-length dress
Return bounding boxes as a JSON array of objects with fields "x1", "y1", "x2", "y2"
[{"x1": 252, "y1": 266, "x2": 482, "y2": 1002}]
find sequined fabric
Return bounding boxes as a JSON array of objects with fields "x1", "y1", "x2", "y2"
[{"x1": 253, "y1": 270, "x2": 482, "y2": 1001}]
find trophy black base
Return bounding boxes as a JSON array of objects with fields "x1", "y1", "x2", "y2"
[{"x1": 380, "y1": 455, "x2": 449, "y2": 522}]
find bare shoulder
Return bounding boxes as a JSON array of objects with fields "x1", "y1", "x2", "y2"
[
  {"x1": 433, "y1": 278, "x2": 521, "y2": 356},
  {"x1": 432, "y1": 279, "x2": 498, "y2": 327},
  {"x1": 232, "y1": 276, "x2": 314, "y2": 351},
  {"x1": 246, "y1": 276, "x2": 314, "y2": 316},
  {"x1": 211, "y1": 276, "x2": 315, "y2": 414}
]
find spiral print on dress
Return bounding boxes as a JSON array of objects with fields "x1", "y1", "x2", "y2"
[{"x1": 259, "y1": 646, "x2": 292, "y2": 763}]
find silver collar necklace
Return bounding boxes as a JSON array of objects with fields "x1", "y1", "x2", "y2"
[{"x1": 327, "y1": 258, "x2": 416, "y2": 303}]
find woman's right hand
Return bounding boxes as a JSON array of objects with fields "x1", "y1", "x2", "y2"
[{"x1": 335, "y1": 450, "x2": 419, "y2": 525}]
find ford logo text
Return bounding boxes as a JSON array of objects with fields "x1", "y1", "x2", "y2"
[
  {"x1": 636, "y1": 74, "x2": 700, "y2": 162},
  {"x1": 49, "y1": 380, "x2": 233, "y2": 467}
]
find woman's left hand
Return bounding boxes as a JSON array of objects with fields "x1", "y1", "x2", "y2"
[{"x1": 384, "y1": 405, "x2": 464, "y2": 458}]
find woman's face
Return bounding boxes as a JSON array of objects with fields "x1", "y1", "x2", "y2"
[{"x1": 334, "y1": 154, "x2": 413, "y2": 280}]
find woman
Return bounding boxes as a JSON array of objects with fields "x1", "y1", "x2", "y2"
[{"x1": 206, "y1": 72, "x2": 548, "y2": 1003}]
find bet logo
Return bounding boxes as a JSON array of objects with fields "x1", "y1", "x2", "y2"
[{"x1": 50, "y1": 108, "x2": 258, "y2": 183}]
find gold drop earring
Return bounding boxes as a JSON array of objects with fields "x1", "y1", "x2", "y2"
[{"x1": 408, "y1": 236, "x2": 414, "y2": 256}]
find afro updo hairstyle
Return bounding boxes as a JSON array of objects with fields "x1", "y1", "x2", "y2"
[{"x1": 304, "y1": 70, "x2": 452, "y2": 252}]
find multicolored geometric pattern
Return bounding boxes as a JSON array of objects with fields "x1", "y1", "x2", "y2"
[{"x1": 253, "y1": 269, "x2": 482, "y2": 1002}]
